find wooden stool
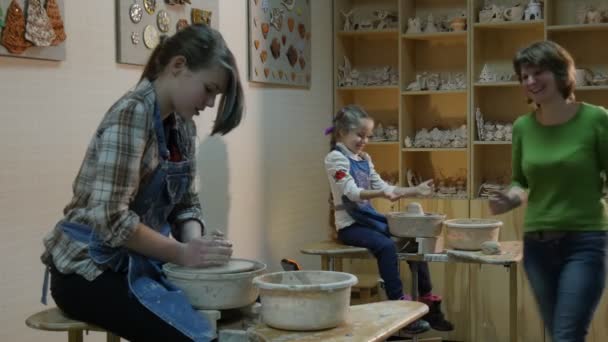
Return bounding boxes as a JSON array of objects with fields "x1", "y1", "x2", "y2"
[
  {"x1": 26, "y1": 307, "x2": 120, "y2": 342},
  {"x1": 351, "y1": 274, "x2": 381, "y2": 304}
]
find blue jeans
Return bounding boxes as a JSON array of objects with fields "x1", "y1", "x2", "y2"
[
  {"x1": 524, "y1": 231, "x2": 607, "y2": 342},
  {"x1": 338, "y1": 223, "x2": 432, "y2": 300}
]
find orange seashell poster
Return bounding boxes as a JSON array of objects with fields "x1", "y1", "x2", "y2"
[{"x1": 247, "y1": 0, "x2": 311, "y2": 88}]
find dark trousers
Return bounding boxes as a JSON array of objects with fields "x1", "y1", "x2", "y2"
[
  {"x1": 338, "y1": 223, "x2": 432, "y2": 300},
  {"x1": 50, "y1": 265, "x2": 191, "y2": 342},
  {"x1": 523, "y1": 231, "x2": 607, "y2": 342}
]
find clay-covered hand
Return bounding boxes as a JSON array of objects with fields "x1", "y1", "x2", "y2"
[
  {"x1": 207, "y1": 228, "x2": 226, "y2": 240},
  {"x1": 488, "y1": 190, "x2": 521, "y2": 215},
  {"x1": 382, "y1": 188, "x2": 401, "y2": 201},
  {"x1": 177, "y1": 236, "x2": 233, "y2": 268},
  {"x1": 415, "y1": 179, "x2": 434, "y2": 197}
]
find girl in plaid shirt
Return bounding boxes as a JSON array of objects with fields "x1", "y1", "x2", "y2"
[{"x1": 41, "y1": 24, "x2": 244, "y2": 341}]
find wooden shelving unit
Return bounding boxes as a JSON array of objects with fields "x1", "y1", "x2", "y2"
[{"x1": 333, "y1": 1, "x2": 608, "y2": 341}]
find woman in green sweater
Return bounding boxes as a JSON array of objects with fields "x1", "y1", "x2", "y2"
[{"x1": 489, "y1": 41, "x2": 607, "y2": 342}]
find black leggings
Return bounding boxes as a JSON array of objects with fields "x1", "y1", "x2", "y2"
[{"x1": 50, "y1": 265, "x2": 191, "y2": 342}]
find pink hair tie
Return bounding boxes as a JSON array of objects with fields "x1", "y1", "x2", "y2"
[{"x1": 324, "y1": 126, "x2": 335, "y2": 135}]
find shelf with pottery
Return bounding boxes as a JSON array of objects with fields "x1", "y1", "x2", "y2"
[
  {"x1": 399, "y1": 1, "x2": 469, "y2": 201},
  {"x1": 337, "y1": 85, "x2": 400, "y2": 91},
  {"x1": 402, "y1": 88, "x2": 468, "y2": 95},
  {"x1": 402, "y1": 149, "x2": 469, "y2": 200},
  {"x1": 337, "y1": 29, "x2": 400, "y2": 39},
  {"x1": 473, "y1": 81, "x2": 519, "y2": 87},
  {"x1": 473, "y1": 140, "x2": 512, "y2": 145},
  {"x1": 401, "y1": 30, "x2": 467, "y2": 41},
  {"x1": 546, "y1": 29, "x2": 608, "y2": 105},
  {"x1": 546, "y1": 23, "x2": 608, "y2": 32},
  {"x1": 473, "y1": 19, "x2": 544, "y2": 30},
  {"x1": 470, "y1": 1, "x2": 544, "y2": 205}
]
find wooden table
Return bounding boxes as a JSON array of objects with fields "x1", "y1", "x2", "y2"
[
  {"x1": 247, "y1": 300, "x2": 428, "y2": 342},
  {"x1": 301, "y1": 240, "x2": 523, "y2": 342}
]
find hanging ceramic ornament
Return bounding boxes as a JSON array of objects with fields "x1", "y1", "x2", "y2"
[
  {"x1": 129, "y1": 1, "x2": 143, "y2": 23},
  {"x1": 157, "y1": 10, "x2": 170, "y2": 32},
  {"x1": 25, "y1": 0, "x2": 56, "y2": 47},
  {"x1": 45, "y1": 0, "x2": 66, "y2": 45},
  {"x1": 176, "y1": 19, "x2": 189, "y2": 31},
  {"x1": 0, "y1": 3, "x2": 5, "y2": 28},
  {"x1": 261, "y1": 0, "x2": 269, "y2": 13},
  {"x1": 131, "y1": 31, "x2": 140, "y2": 44},
  {"x1": 1, "y1": 0, "x2": 33, "y2": 54},
  {"x1": 143, "y1": 24, "x2": 159, "y2": 49},
  {"x1": 144, "y1": 0, "x2": 156, "y2": 15}
]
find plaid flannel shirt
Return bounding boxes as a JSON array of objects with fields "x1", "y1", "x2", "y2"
[{"x1": 41, "y1": 79, "x2": 203, "y2": 280}]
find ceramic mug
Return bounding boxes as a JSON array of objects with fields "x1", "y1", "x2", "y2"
[{"x1": 503, "y1": 6, "x2": 524, "y2": 21}]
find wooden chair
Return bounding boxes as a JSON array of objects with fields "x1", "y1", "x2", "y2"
[{"x1": 26, "y1": 307, "x2": 120, "y2": 342}]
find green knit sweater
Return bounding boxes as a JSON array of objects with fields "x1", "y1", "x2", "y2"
[{"x1": 512, "y1": 102, "x2": 608, "y2": 232}]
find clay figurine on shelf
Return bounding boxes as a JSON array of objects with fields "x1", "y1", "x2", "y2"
[
  {"x1": 374, "y1": 10, "x2": 397, "y2": 30},
  {"x1": 341, "y1": 9, "x2": 354, "y2": 31},
  {"x1": 585, "y1": 7, "x2": 602, "y2": 24},
  {"x1": 406, "y1": 74, "x2": 423, "y2": 91},
  {"x1": 450, "y1": 14, "x2": 467, "y2": 31},
  {"x1": 373, "y1": 122, "x2": 385, "y2": 141},
  {"x1": 337, "y1": 56, "x2": 354, "y2": 87},
  {"x1": 424, "y1": 13, "x2": 438, "y2": 33},
  {"x1": 404, "y1": 136, "x2": 413, "y2": 148},
  {"x1": 524, "y1": 0, "x2": 542, "y2": 21},
  {"x1": 406, "y1": 17, "x2": 422, "y2": 34},
  {"x1": 503, "y1": 4, "x2": 524, "y2": 22},
  {"x1": 479, "y1": 63, "x2": 497, "y2": 83}
]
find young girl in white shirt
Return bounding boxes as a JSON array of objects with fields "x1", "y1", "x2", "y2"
[{"x1": 325, "y1": 105, "x2": 453, "y2": 333}]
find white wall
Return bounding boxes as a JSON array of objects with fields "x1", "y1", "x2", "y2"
[{"x1": 0, "y1": 1, "x2": 332, "y2": 340}]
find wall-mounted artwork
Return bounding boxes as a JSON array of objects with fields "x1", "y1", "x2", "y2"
[
  {"x1": 115, "y1": 0, "x2": 219, "y2": 66},
  {"x1": 248, "y1": 0, "x2": 311, "y2": 88},
  {"x1": 0, "y1": 0, "x2": 67, "y2": 61}
]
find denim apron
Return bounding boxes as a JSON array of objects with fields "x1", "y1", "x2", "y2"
[
  {"x1": 41, "y1": 103, "x2": 214, "y2": 341},
  {"x1": 334, "y1": 147, "x2": 390, "y2": 236}
]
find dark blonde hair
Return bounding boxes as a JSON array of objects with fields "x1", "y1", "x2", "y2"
[
  {"x1": 141, "y1": 24, "x2": 244, "y2": 135},
  {"x1": 328, "y1": 104, "x2": 372, "y2": 149},
  {"x1": 513, "y1": 40, "x2": 576, "y2": 101}
]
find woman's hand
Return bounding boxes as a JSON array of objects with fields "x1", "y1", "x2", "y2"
[
  {"x1": 177, "y1": 236, "x2": 233, "y2": 268},
  {"x1": 415, "y1": 179, "x2": 434, "y2": 197},
  {"x1": 489, "y1": 190, "x2": 521, "y2": 215}
]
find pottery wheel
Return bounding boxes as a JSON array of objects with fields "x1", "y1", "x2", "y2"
[{"x1": 190, "y1": 259, "x2": 256, "y2": 274}]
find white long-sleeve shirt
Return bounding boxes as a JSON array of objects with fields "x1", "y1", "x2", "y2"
[{"x1": 325, "y1": 143, "x2": 395, "y2": 230}]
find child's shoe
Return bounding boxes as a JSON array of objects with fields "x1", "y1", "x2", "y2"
[
  {"x1": 399, "y1": 294, "x2": 431, "y2": 335},
  {"x1": 402, "y1": 319, "x2": 431, "y2": 335},
  {"x1": 418, "y1": 293, "x2": 454, "y2": 331}
]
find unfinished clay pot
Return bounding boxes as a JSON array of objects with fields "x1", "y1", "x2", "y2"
[
  {"x1": 163, "y1": 259, "x2": 267, "y2": 310},
  {"x1": 253, "y1": 271, "x2": 357, "y2": 331},
  {"x1": 444, "y1": 218, "x2": 502, "y2": 250}
]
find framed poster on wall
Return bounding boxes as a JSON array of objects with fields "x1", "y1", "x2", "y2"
[
  {"x1": 0, "y1": 0, "x2": 67, "y2": 61},
  {"x1": 248, "y1": 0, "x2": 311, "y2": 88},
  {"x1": 115, "y1": 0, "x2": 219, "y2": 66}
]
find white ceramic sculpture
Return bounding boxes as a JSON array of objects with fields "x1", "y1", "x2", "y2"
[
  {"x1": 424, "y1": 13, "x2": 438, "y2": 33},
  {"x1": 341, "y1": 9, "x2": 354, "y2": 31},
  {"x1": 524, "y1": 0, "x2": 542, "y2": 20},
  {"x1": 406, "y1": 17, "x2": 422, "y2": 34}
]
